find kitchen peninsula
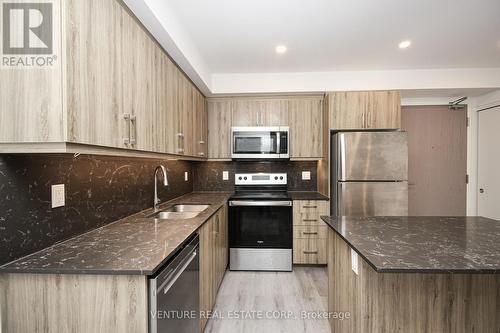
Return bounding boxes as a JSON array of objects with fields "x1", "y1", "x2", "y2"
[{"x1": 322, "y1": 216, "x2": 500, "y2": 333}]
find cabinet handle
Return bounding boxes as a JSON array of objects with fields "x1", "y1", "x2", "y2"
[
  {"x1": 303, "y1": 219, "x2": 318, "y2": 222},
  {"x1": 303, "y1": 206, "x2": 317, "y2": 209},
  {"x1": 129, "y1": 115, "x2": 137, "y2": 145},
  {"x1": 303, "y1": 251, "x2": 318, "y2": 254},
  {"x1": 198, "y1": 152, "x2": 205, "y2": 157},
  {"x1": 177, "y1": 133, "x2": 184, "y2": 154},
  {"x1": 198, "y1": 140, "x2": 205, "y2": 145},
  {"x1": 123, "y1": 114, "x2": 131, "y2": 145},
  {"x1": 303, "y1": 232, "x2": 318, "y2": 235},
  {"x1": 216, "y1": 215, "x2": 220, "y2": 233}
]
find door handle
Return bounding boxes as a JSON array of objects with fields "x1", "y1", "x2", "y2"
[
  {"x1": 161, "y1": 250, "x2": 198, "y2": 294},
  {"x1": 129, "y1": 115, "x2": 137, "y2": 145},
  {"x1": 123, "y1": 114, "x2": 131, "y2": 145},
  {"x1": 479, "y1": 188, "x2": 485, "y2": 193},
  {"x1": 177, "y1": 133, "x2": 184, "y2": 154}
]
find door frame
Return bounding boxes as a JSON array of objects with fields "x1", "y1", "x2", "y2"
[{"x1": 474, "y1": 91, "x2": 500, "y2": 217}]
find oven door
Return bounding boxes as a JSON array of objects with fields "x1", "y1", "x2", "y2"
[
  {"x1": 232, "y1": 127, "x2": 281, "y2": 159},
  {"x1": 228, "y1": 200, "x2": 293, "y2": 249}
]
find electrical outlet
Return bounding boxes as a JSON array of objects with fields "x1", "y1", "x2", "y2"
[
  {"x1": 223, "y1": 171, "x2": 229, "y2": 181},
  {"x1": 351, "y1": 248, "x2": 359, "y2": 275},
  {"x1": 51, "y1": 184, "x2": 65, "y2": 208},
  {"x1": 184, "y1": 172, "x2": 189, "y2": 181},
  {"x1": 302, "y1": 171, "x2": 311, "y2": 180}
]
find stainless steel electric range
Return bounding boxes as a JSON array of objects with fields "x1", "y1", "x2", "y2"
[{"x1": 228, "y1": 173, "x2": 293, "y2": 271}]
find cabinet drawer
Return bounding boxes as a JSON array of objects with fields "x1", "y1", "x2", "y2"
[
  {"x1": 293, "y1": 225, "x2": 328, "y2": 239},
  {"x1": 293, "y1": 238, "x2": 327, "y2": 264},
  {"x1": 294, "y1": 200, "x2": 329, "y2": 215},
  {"x1": 293, "y1": 200, "x2": 329, "y2": 226}
]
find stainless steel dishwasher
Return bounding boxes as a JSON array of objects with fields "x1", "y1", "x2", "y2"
[{"x1": 149, "y1": 234, "x2": 199, "y2": 333}]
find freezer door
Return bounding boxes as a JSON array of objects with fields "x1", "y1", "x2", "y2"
[
  {"x1": 337, "y1": 132, "x2": 408, "y2": 181},
  {"x1": 337, "y1": 182, "x2": 408, "y2": 216}
]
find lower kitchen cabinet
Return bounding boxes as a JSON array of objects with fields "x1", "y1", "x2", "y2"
[
  {"x1": 199, "y1": 204, "x2": 228, "y2": 331},
  {"x1": 0, "y1": 274, "x2": 148, "y2": 333},
  {"x1": 293, "y1": 200, "x2": 329, "y2": 264}
]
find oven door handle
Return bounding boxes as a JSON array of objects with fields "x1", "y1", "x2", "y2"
[{"x1": 229, "y1": 201, "x2": 292, "y2": 207}]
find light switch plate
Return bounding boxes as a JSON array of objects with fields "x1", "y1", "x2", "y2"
[
  {"x1": 302, "y1": 171, "x2": 311, "y2": 180},
  {"x1": 51, "y1": 184, "x2": 65, "y2": 208},
  {"x1": 223, "y1": 171, "x2": 229, "y2": 181},
  {"x1": 351, "y1": 248, "x2": 359, "y2": 275},
  {"x1": 184, "y1": 172, "x2": 189, "y2": 181}
]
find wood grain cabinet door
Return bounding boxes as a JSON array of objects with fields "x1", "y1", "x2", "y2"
[
  {"x1": 289, "y1": 98, "x2": 323, "y2": 158},
  {"x1": 328, "y1": 91, "x2": 401, "y2": 130},
  {"x1": 232, "y1": 99, "x2": 261, "y2": 126},
  {"x1": 165, "y1": 59, "x2": 179, "y2": 154},
  {"x1": 207, "y1": 99, "x2": 233, "y2": 159},
  {"x1": 192, "y1": 90, "x2": 208, "y2": 158},
  {"x1": 199, "y1": 215, "x2": 215, "y2": 332},
  {"x1": 66, "y1": 0, "x2": 126, "y2": 148},
  {"x1": 260, "y1": 99, "x2": 289, "y2": 126},
  {"x1": 199, "y1": 206, "x2": 228, "y2": 332},
  {"x1": 365, "y1": 91, "x2": 401, "y2": 129},
  {"x1": 232, "y1": 98, "x2": 288, "y2": 127},
  {"x1": 122, "y1": 16, "x2": 156, "y2": 152}
]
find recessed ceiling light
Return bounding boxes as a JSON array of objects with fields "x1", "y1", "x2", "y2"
[
  {"x1": 399, "y1": 40, "x2": 412, "y2": 49},
  {"x1": 275, "y1": 45, "x2": 287, "y2": 54}
]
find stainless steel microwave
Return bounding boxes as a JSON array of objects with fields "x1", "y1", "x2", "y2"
[{"x1": 231, "y1": 127, "x2": 289, "y2": 159}]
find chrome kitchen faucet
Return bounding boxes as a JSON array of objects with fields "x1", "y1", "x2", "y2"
[{"x1": 154, "y1": 165, "x2": 169, "y2": 211}]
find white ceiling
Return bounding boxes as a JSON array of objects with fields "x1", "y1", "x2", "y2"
[
  {"x1": 125, "y1": 0, "x2": 500, "y2": 95},
  {"x1": 168, "y1": 0, "x2": 500, "y2": 73}
]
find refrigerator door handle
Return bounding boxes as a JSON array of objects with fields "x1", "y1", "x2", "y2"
[{"x1": 339, "y1": 133, "x2": 346, "y2": 181}]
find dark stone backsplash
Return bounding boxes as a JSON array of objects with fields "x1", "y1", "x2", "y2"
[
  {"x1": 0, "y1": 154, "x2": 193, "y2": 266},
  {"x1": 193, "y1": 161, "x2": 318, "y2": 192}
]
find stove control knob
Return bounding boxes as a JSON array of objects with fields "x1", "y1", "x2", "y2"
[
  {"x1": 238, "y1": 177, "x2": 242, "y2": 180},
  {"x1": 274, "y1": 176, "x2": 278, "y2": 180},
  {"x1": 280, "y1": 176, "x2": 284, "y2": 180},
  {"x1": 244, "y1": 177, "x2": 247, "y2": 180}
]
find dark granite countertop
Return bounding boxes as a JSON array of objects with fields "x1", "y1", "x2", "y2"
[
  {"x1": 288, "y1": 191, "x2": 329, "y2": 201},
  {"x1": 321, "y1": 216, "x2": 500, "y2": 274},
  {"x1": 0, "y1": 192, "x2": 231, "y2": 276}
]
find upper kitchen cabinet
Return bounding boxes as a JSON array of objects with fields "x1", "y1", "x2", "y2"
[
  {"x1": 66, "y1": 0, "x2": 128, "y2": 149},
  {"x1": 289, "y1": 97, "x2": 324, "y2": 159},
  {"x1": 327, "y1": 91, "x2": 401, "y2": 130},
  {"x1": 0, "y1": 0, "x2": 207, "y2": 160},
  {"x1": 193, "y1": 89, "x2": 208, "y2": 158},
  {"x1": 232, "y1": 98, "x2": 288, "y2": 127},
  {"x1": 121, "y1": 9, "x2": 157, "y2": 152},
  {"x1": 207, "y1": 99, "x2": 233, "y2": 160}
]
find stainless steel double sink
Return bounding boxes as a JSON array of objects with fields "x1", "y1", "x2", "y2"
[{"x1": 149, "y1": 204, "x2": 210, "y2": 220}]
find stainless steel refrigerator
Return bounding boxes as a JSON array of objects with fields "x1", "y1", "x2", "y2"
[{"x1": 331, "y1": 131, "x2": 409, "y2": 216}]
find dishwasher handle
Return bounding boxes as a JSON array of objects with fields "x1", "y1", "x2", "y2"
[{"x1": 158, "y1": 247, "x2": 198, "y2": 295}]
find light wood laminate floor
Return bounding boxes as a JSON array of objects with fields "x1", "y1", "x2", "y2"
[{"x1": 204, "y1": 266, "x2": 330, "y2": 333}]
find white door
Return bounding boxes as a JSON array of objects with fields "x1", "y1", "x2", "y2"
[{"x1": 478, "y1": 106, "x2": 500, "y2": 219}]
